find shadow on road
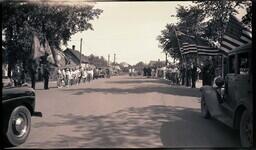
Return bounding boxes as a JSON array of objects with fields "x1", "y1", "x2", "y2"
[
  {"x1": 28, "y1": 105, "x2": 240, "y2": 148},
  {"x1": 106, "y1": 77, "x2": 170, "y2": 84},
  {"x1": 61, "y1": 83, "x2": 201, "y2": 98}
]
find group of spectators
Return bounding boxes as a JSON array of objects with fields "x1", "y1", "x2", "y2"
[
  {"x1": 3, "y1": 59, "x2": 50, "y2": 90},
  {"x1": 56, "y1": 67, "x2": 94, "y2": 88},
  {"x1": 128, "y1": 68, "x2": 135, "y2": 76},
  {"x1": 143, "y1": 59, "x2": 215, "y2": 88}
]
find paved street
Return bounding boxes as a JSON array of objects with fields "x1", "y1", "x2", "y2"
[{"x1": 17, "y1": 75, "x2": 240, "y2": 148}]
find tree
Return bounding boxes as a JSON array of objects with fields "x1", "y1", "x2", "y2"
[
  {"x1": 134, "y1": 61, "x2": 146, "y2": 70},
  {"x1": 157, "y1": 5, "x2": 208, "y2": 63},
  {"x1": 88, "y1": 54, "x2": 108, "y2": 67},
  {"x1": 176, "y1": 5, "x2": 206, "y2": 37},
  {"x1": 195, "y1": 0, "x2": 252, "y2": 42},
  {"x1": 157, "y1": 1, "x2": 252, "y2": 64},
  {"x1": 2, "y1": 1, "x2": 103, "y2": 74},
  {"x1": 157, "y1": 24, "x2": 181, "y2": 62}
]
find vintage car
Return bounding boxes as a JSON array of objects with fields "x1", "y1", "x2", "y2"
[
  {"x1": 2, "y1": 77, "x2": 42, "y2": 147},
  {"x1": 200, "y1": 43, "x2": 253, "y2": 147}
]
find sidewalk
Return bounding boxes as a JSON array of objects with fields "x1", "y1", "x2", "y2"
[
  {"x1": 23, "y1": 81, "x2": 58, "y2": 90},
  {"x1": 159, "y1": 77, "x2": 203, "y2": 89}
]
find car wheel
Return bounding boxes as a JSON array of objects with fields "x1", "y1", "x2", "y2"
[
  {"x1": 240, "y1": 110, "x2": 253, "y2": 147},
  {"x1": 5, "y1": 105, "x2": 31, "y2": 147},
  {"x1": 201, "y1": 95, "x2": 211, "y2": 119}
]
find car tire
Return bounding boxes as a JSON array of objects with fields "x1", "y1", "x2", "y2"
[
  {"x1": 201, "y1": 95, "x2": 211, "y2": 119},
  {"x1": 4, "y1": 105, "x2": 31, "y2": 147},
  {"x1": 240, "y1": 110, "x2": 253, "y2": 147}
]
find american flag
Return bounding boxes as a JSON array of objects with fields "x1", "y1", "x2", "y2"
[
  {"x1": 177, "y1": 32, "x2": 220, "y2": 56},
  {"x1": 196, "y1": 38, "x2": 221, "y2": 56},
  {"x1": 220, "y1": 15, "x2": 252, "y2": 53}
]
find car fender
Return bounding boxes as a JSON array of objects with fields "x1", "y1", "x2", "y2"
[
  {"x1": 2, "y1": 96, "x2": 35, "y2": 116},
  {"x1": 233, "y1": 97, "x2": 252, "y2": 129},
  {"x1": 200, "y1": 86, "x2": 221, "y2": 117}
]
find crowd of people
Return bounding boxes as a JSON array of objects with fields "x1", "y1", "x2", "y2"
[
  {"x1": 2, "y1": 60, "x2": 51, "y2": 90},
  {"x1": 56, "y1": 66, "x2": 113, "y2": 88},
  {"x1": 128, "y1": 68, "x2": 135, "y2": 76},
  {"x1": 3, "y1": 61, "x2": 113, "y2": 90},
  {"x1": 143, "y1": 59, "x2": 215, "y2": 88},
  {"x1": 56, "y1": 67, "x2": 94, "y2": 88}
]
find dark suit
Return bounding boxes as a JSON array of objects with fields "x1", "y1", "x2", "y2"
[
  {"x1": 191, "y1": 65, "x2": 197, "y2": 88},
  {"x1": 43, "y1": 65, "x2": 50, "y2": 89}
]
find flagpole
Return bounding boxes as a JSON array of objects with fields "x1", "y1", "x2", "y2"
[
  {"x1": 80, "y1": 38, "x2": 82, "y2": 66},
  {"x1": 172, "y1": 27, "x2": 184, "y2": 64},
  {"x1": 173, "y1": 27, "x2": 187, "y2": 86}
]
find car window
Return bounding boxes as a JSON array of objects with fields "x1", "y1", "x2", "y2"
[
  {"x1": 229, "y1": 55, "x2": 235, "y2": 73},
  {"x1": 238, "y1": 52, "x2": 249, "y2": 75}
]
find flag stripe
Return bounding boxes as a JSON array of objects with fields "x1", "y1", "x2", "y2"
[
  {"x1": 222, "y1": 35, "x2": 245, "y2": 46},
  {"x1": 198, "y1": 52, "x2": 221, "y2": 56},
  {"x1": 220, "y1": 46, "x2": 231, "y2": 53},
  {"x1": 220, "y1": 15, "x2": 252, "y2": 54},
  {"x1": 221, "y1": 41, "x2": 238, "y2": 49},
  {"x1": 242, "y1": 29, "x2": 252, "y2": 38},
  {"x1": 240, "y1": 36, "x2": 251, "y2": 43}
]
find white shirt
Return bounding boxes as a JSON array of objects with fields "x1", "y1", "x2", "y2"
[
  {"x1": 62, "y1": 70, "x2": 66, "y2": 76},
  {"x1": 66, "y1": 71, "x2": 71, "y2": 79},
  {"x1": 87, "y1": 70, "x2": 93, "y2": 76},
  {"x1": 82, "y1": 70, "x2": 87, "y2": 78}
]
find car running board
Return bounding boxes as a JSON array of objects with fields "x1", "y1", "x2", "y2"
[
  {"x1": 215, "y1": 114, "x2": 233, "y2": 128},
  {"x1": 33, "y1": 111, "x2": 43, "y2": 117}
]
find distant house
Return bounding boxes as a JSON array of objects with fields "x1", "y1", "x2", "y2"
[
  {"x1": 148, "y1": 60, "x2": 165, "y2": 68},
  {"x1": 119, "y1": 62, "x2": 130, "y2": 68},
  {"x1": 63, "y1": 45, "x2": 89, "y2": 66}
]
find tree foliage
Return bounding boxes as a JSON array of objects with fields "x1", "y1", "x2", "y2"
[
  {"x1": 2, "y1": 1, "x2": 103, "y2": 69},
  {"x1": 88, "y1": 54, "x2": 108, "y2": 67},
  {"x1": 134, "y1": 61, "x2": 146, "y2": 69},
  {"x1": 157, "y1": 24, "x2": 181, "y2": 61},
  {"x1": 195, "y1": 0, "x2": 252, "y2": 41},
  {"x1": 157, "y1": 0, "x2": 252, "y2": 62},
  {"x1": 176, "y1": 5, "x2": 206, "y2": 37}
]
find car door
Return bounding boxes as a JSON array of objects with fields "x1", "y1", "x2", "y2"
[
  {"x1": 223, "y1": 54, "x2": 237, "y2": 109},
  {"x1": 234, "y1": 52, "x2": 251, "y2": 107}
]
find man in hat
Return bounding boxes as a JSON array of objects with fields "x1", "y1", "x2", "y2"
[
  {"x1": 191, "y1": 62, "x2": 197, "y2": 88},
  {"x1": 43, "y1": 63, "x2": 50, "y2": 89},
  {"x1": 27, "y1": 59, "x2": 37, "y2": 89}
]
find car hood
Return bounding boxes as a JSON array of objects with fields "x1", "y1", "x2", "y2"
[{"x1": 2, "y1": 86, "x2": 35, "y2": 101}]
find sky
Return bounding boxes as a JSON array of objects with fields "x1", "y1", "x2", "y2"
[{"x1": 61, "y1": 1, "x2": 247, "y2": 65}]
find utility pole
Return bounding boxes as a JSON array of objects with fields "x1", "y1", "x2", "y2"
[
  {"x1": 165, "y1": 51, "x2": 168, "y2": 66},
  {"x1": 108, "y1": 54, "x2": 110, "y2": 66},
  {"x1": 114, "y1": 53, "x2": 116, "y2": 65},
  {"x1": 80, "y1": 38, "x2": 83, "y2": 66}
]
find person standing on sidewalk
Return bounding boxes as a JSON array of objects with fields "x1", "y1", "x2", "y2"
[
  {"x1": 57, "y1": 68, "x2": 63, "y2": 88},
  {"x1": 27, "y1": 59, "x2": 37, "y2": 89},
  {"x1": 191, "y1": 62, "x2": 197, "y2": 88},
  {"x1": 66, "y1": 68, "x2": 71, "y2": 87},
  {"x1": 43, "y1": 64, "x2": 50, "y2": 89},
  {"x1": 82, "y1": 68, "x2": 87, "y2": 83}
]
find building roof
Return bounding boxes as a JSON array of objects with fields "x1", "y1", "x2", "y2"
[{"x1": 64, "y1": 48, "x2": 89, "y2": 65}]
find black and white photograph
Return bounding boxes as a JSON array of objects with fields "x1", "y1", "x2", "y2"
[{"x1": 1, "y1": 0, "x2": 254, "y2": 149}]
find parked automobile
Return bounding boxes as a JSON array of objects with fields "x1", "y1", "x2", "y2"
[
  {"x1": 200, "y1": 43, "x2": 253, "y2": 147},
  {"x1": 96, "y1": 67, "x2": 106, "y2": 78},
  {"x1": 2, "y1": 77, "x2": 42, "y2": 147}
]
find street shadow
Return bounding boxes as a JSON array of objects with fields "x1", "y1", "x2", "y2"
[
  {"x1": 61, "y1": 85, "x2": 201, "y2": 97},
  {"x1": 106, "y1": 78, "x2": 169, "y2": 85},
  {"x1": 26, "y1": 105, "x2": 240, "y2": 148}
]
